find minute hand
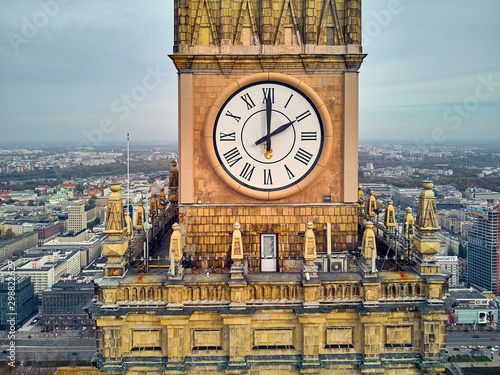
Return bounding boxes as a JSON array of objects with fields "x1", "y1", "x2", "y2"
[{"x1": 254, "y1": 119, "x2": 296, "y2": 146}]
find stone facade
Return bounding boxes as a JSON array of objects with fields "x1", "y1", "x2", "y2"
[{"x1": 89, "y1": 268, "x2": 448, "y2": 374}]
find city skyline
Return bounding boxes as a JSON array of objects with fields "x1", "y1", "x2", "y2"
[{"x1": 1, "y1": 0, "x2": 499, "y2": 146}]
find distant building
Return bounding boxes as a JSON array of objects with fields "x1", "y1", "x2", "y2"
[
  {"x1": 56, "y1": 183, "x2": 76, "y2": 199},
  {"x1": 448, "y1": 288, "x2": 497, "y2": 326},
  {"x1": 41, "y1": 279, "x2": 95, "y2": 331},
  {"x1": 0, "y1": 275, "x2": 38, "y2": 330},
  {"x1": 0, "y1": 231, "x2": 38, "y2": 262},
  {"x1": 361, "y1": 183, "x2": 392, "y2": 198},
  {"x1": 34, "y1": 221, "x2": 61, "y2": 246},
  {"x1": 464, "y1": 188, "x2": 500, "y2": 201},
  {"x1": 80, "y1": 256, "x2": 107, "y2": 276},
  {"x1": 4, "y1": 249, "x2": 81, "y2": 297},
  {"x1": 42, "y1": 231, "x2": 105, "y2": 267},
  {"x1": 467, "y1": 204, "x2": 500, "y2": 295},
  {"x1": 435, "y1": 256, "x2": 459, "y2": 286},
  {"x1": 68, "y1": 201, "x2": 86, "y2": 233},
  {"x1": 392, "y1": 187, "x2": 421, "y2": 212}
]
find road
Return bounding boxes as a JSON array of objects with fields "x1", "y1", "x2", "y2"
[
  {"x1": 447, "y1": 331, "x2": 499, "y2": 347},
  {"x1": 1, "y1": 337, "x2": 97, "y2": 362},
  {"x1": 15, "y1": 345, "x2": 96, "y2": 361}
]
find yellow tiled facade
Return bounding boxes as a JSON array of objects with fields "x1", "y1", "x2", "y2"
[{"x1": 180, "y1": 204, "x2": 358, "y2": 269}]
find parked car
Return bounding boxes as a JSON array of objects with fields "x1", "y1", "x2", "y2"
[{"x1": 454, "y1": 347, "x2": 460, "y2": 351}]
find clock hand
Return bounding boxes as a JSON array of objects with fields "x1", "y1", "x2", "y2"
[
  {"x1": 266, "y1": 95, "x2": 272, "y2": 152},
  {"x1": 254, "y1": 119, "x2": 296, "y2": 146}
]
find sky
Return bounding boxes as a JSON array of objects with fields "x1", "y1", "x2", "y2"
[{"x1": 0, "y1": 0, "x2": 499, "y2": 146}]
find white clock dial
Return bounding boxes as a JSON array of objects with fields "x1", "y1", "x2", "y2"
[{"x1": 213, "y1": 81, "x2": 324, "y2": 192}]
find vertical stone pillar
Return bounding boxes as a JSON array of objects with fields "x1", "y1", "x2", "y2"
[
  {"x1": 346, "y1": 0, "x2": 362, "y2": 44},
  {"x1": 178, "y1": 73, "x2": 194, "y2": 204},
  {"x1": 162, "y1": 316, "x2": 189, "y2": 371},
  {"x1": 260, "y1": 0, "x2": 272, "y2": 45},
  {"x1": 298, "y1": 315, "x2": 325, "y2": 370},
  {"x1": 344, "y1": 72, "x2": 359, "y2": 203},
  {"x1": 304, "y1": 0, "x2": 318, "y2": 45},
  {"x1": 361, "y1": 313, "x2": 384, "y2": 373},
  {"x1": 220, "y1": 0, "x2": 233, "y2": 44},
  {"x1": 174, "y1": 0, "x2": 191, "y2": 52},
  {"x1": 222, "y1": 315, "x2": 252, "y2": 371}
]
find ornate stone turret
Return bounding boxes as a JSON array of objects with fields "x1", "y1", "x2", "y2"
[
  {"x1": 168, "y1": 161, "x2": 179, "y2": 205},
  {"x1": 230, "y1": 222, "x2": 244, "y2": 279},
  {"x1": 357, "y1": 186, "x2": 365, "y2": 216},
  {"x1": 135, "y1": 202, "x2": 145, "y2": 231},
  {"x1": 102, "y1": 184, "x2": 129, "y2": 277},
  {"x1": 158, "y1": 188, "x2": 167, "y2": 211},
  {"x1": 384, "y1": 200, "x2": 396, "y2": 229},
  {"x1": 360, "y1": 222, "x2": 377, "y2": 276},
  {"x1": 366, "y1": 191, "x2": 377, "y2": 218},
  {"x1": 357, "y1": 186, "x2": 364, "y2": 203},
  {"x1": 413, "y1": 181, "x2": 441, "y2": 277},
  {"x1": 403, "y1": 207, "x2": 415, "y2": 239},
  {"x1": 125, "y1": 215, "x2": 134, "y2": 239},
  {"x1": 149, "y1": 193, "x2": 158, "y2": 221},
  {"x1": 303, "y1": 222, "x2": 318, "y2": 278},
  {"x1": 169, "y1": 223, "x2": 184, "y2": 279}
]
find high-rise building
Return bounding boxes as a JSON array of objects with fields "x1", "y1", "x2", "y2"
[
  {"x1": 68, "y1": 201, "x2": 87, "y2": 233},
  {"x1": 467, "y1": 204, "x2": 500, "y2": 294},
  {"x1": 0, "y1": 275, "x2": 38, "y2": 330}
]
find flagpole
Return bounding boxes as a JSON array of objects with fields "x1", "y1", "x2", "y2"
[{"x1": 127, "y1": 133, "x2": 130, "y2": 229}]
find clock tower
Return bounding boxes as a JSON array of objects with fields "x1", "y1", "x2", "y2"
[
  {"x1": 79, "y1": 2, "x2": 449, "y2": 375},
  {"x1": 171, "y1": 0, "x2": 365, "y2": 271}
]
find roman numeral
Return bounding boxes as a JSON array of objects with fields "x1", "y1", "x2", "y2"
[
  {"x1": 296, "y1": 110, "x2": 311, "y2": 122},
  {"x1": 294, "y1": 148, "x2": 313, "y2": 165},
  {"x1": 225, "y1": 110, "x2": 241, "y2": 122},
  {"x1": 284, "y1": 94, "x2": 293, "y2": 108},
  {"x1": 301, "y1": 131, "x2": 317, "y2": 141},
  {"x1": 239, "y1": 163, "x2": 255, "y2": 181},
  {"x1": 263, "y1": 169, "x2": 273, "y2": 185},
  {"x1": 240, "y1": 93, "x2": 256, "y2": 110},
  {"x1": 262, "y1": 88, "x2": 275, "y2": 103},
  {"x1": 284, "y1": 164, "x2": 295, "y2": 179},
  {"x1": 223, "y1": 147, "x2": 242, "y2": 167},
  {"x1": 220, "y1": 132, "x2": 236, "y2": 142}
]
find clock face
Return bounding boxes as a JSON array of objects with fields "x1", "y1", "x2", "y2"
[{"x1": 213, "y1": 81, "x2": 324, "y2": 192}]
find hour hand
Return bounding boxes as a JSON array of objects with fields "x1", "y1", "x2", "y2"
[{"x1": 255, "y1": 119, "x2": 296, "y2": 146}]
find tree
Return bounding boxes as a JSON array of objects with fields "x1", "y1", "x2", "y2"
[
  {"x1": 5, "y1": 229, "x2": 15, "y2": 239},
  {"x1": 38, "y1": 200, "x2": 45, "y2": 206}
]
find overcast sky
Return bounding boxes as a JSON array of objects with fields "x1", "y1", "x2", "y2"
[{"x1": 0, "y1": 0, "x2": 499, "y2": 146}]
